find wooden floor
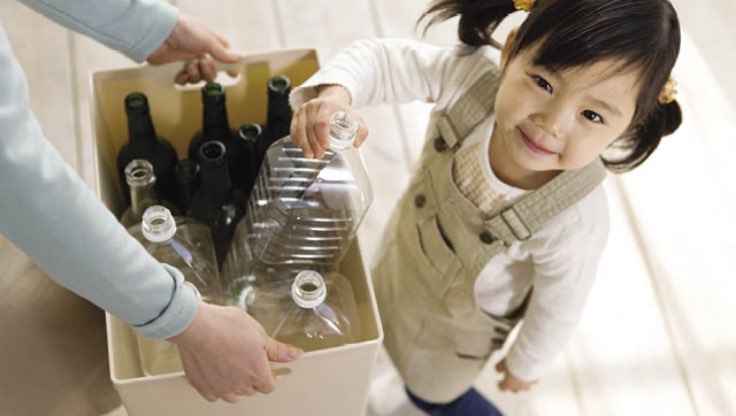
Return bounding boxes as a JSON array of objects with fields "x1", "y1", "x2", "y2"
[{"x1": 2, "y1": 0, "x2": 735, "y2": 415}]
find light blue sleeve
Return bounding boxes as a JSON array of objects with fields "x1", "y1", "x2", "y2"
[
  {"x1": 0, "y1": 25, "x2": 197, "y2": 339},
  {"x1": 17, "y1": 0, "x2": 179, "y2": 62}
]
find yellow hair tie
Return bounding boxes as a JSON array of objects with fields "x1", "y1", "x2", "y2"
[
  {"x1": 514, "y1": 0, "x2": 535, "y2": 12},
  {"x1": 658, "y1": 77, "x2": 677, "y2": 104}
]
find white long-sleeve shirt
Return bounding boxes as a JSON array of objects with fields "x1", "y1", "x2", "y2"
[
  {"x1": 291, "y1": 38, "x2": 610, "y2": 380},
  {"x1": 0, "y1": 0, "x2": 198, "y2": 339}
]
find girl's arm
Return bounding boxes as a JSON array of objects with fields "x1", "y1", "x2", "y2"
[
  {"x1": 290, "y1": 38, "x2": 463, "y2": 110},
  {"x1": 497, "y1": 192, "x2": 610, "y2": 383}
]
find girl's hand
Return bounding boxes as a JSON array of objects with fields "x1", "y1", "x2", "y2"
[
  {"x1": 290, "y1": 85, "x2": 369, "y2": 159},
  {"x1": 495, "y1": 359, "x2": 538, "y2": 393}
]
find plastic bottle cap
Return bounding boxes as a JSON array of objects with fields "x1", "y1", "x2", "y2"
[
  {"x1": 141, "y1": 205, "x2": 177, "y2": 243},
  {"x1": 291, "y1": 270, "x2": 327, "y2": 309}
]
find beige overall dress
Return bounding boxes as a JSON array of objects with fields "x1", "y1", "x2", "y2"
[
  {"x1": 0, "y1": 238, "x2": 120, "y2": 416},
  {"x1": 372, "y1": 68, "x2": 607, "y2": 403}
]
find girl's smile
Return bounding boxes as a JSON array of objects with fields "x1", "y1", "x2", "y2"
[{"x1": 517, "y1": 126, "x2": 557, "y2": 156}]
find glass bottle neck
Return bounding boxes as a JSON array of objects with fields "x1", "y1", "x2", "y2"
[
  {"x1": 126, "y1": 160, "x2": 159, "y2": 218},
  {"x1": 202, "y1": 84, "x2": 231, "y2": 138}
]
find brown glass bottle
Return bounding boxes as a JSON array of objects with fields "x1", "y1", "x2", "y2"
[
  {"x1": 187, "y1": 141, "x2": 247, "y2": 264},
  {"x1": 188, "y1": 82, "x2": 243, "y2": 189},
  {"x1": 116, "y1": 92, "x2": 179, "y2": 206}
]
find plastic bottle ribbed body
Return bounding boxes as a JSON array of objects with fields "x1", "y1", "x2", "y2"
[{"x1": 237, "y1": 112, "x2": 372, "y2": 269}]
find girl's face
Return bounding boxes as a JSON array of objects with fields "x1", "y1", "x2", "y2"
[{"x1": 492, "y1": 43, "x2": 640, "y2": 186}]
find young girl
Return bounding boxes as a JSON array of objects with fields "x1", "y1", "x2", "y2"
[{"x1": 289, "y1": 0, "x2": 681, "y2": 414}]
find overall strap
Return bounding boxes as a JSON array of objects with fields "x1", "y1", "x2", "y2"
[
  {"x1": 435, "y1": 67, "x2": 501, "y2": 149},
  {"x1": 484, "y1": 159, "x2": 607, "y2": 243}
]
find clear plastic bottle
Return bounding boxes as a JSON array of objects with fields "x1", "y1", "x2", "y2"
[
  {"x1": 127, "y1": 205, "x2": 222, "y2": 375},
  {"x1": 242, "y1": 270, "x2": 361, "y2": 351},
  {"x1": 231, "y1": 111, "x2": 372, "y2": 272}
]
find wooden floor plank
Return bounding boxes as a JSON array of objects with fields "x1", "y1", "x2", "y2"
[{"x1": 614, "y1": 33, "x2": 736, "y2": 416}]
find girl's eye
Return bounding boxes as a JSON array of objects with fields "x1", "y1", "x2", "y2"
[
  {"x1": 531, "y1": 75, "x2": 553, "y2": 94},
  {"x1": 582, "y1": 110, "x2": 604, "y2": 124}
]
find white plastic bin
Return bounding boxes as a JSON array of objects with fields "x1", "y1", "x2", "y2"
[{"x1": 89, "y1": 48, "x2": 383, "y2": 416}]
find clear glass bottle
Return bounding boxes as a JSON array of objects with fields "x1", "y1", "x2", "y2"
[
  {"x1": 119, "y1": 159, "x2": 178, "y2": 228},
  {"x1": 127, "y1": 205, "x2": 222, "y2": 376},
  {"x1": 242, "y1": 270, "x2": 361, "y2": 351},
  {"x1": 116, "y1": 92, "x2": 179, "y2": 206},
  {"x1": 232, "y1": 111, "x2": 372, "y2": 271},
  {"x1": 187, "y1": 141, "x2": 247, "y2": 265}
]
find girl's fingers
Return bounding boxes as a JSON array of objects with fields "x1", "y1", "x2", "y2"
[
  {"x1": 305, "y1": 104, "x2": 324, "y2": 158},
  {"x1": 353, "y1": 118, "x2": 370, "y2": 147},
  {"x1": 294, "y1": 110, "x2": 313, "y2": 158}
]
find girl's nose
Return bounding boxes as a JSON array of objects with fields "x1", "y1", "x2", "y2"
[{"x1": 532, "y1": 104, "x2": 571, "y2": 140}]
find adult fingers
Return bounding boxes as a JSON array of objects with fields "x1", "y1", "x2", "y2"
[
  {"x1": 207, "y1": 32, "x2": 242, "y2": 63},
  {"x1": 264, "y1": 337, "x2": 301, "y2": 363}
]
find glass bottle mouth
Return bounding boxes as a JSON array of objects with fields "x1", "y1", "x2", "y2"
[
  {"x1": 125, "y1": 159, "x2": 156, "y2": 187},
  {"x1": 203, "y1": 82, "x2": 225, "y2": 98},
  {"x1": 198, "y1": 141, "x2": 227, "y2": 165},
  {"x1": 268, "y1": 76, "x2": 291, "y2": 94},
  {"x1": 328, "y1": 112, "x2": 358, "y2": 151},
  {"x1": 124, "y1": 92, "x2": 149, "y2": 112},
  {"x1": 142, "y1": 205, "x2": 176, "y2": 243},
  {"x1": 238, "y1": 124, "x2": 262, "y2": 141},
  {"x1": 291, "y1": 270, "x2": 327, "y2": 309}
]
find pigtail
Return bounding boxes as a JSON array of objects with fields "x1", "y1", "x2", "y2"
[
  {"x1": 603, "y1": 99, "x2": 683, "y2": 172},
  {"x1": 418, "y1": 0, "x2": 517, "y2": 48}
]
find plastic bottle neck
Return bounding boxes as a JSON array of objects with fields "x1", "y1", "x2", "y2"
[
  {"x1": 327, "y1": 112, "x2": 357, "y2": 152},
  {"x1": 142, "y1": 206, "x2": 177, "y2": 243},
  {"x1": 291, "y1": 270, "x2": 327, "y2": 309}
]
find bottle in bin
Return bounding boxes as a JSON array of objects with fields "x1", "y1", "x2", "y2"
[
  {"x1": 127, "y1": 205, "x2": 222, "y2": 375},
  {"x1": 174, "y1": 158, "x2": 200, "y2": 213},
  {"x1": 188, "y1": 82, "x2": 245, "y2": 190},
  {"x1": 117, "y1": 92, "x2": 179, "y2": 206},
  {"x1": 241, "y1": 270, "x2": 361, "y2": 351},
  {"x1": 261, "y1": 75, "x2": 292, "y2": 146},
  {"x1": 228, "y1": 111, "x2": 372, "y2": 274},
  {"x1": 236, "y1": 123, "x2": 263, "y2": 199},
  {"x1": 119, "y1": 159, "x2": 179, "y2": 228},
  {"x1": 187, "y1": 141, "x2": 247, "y2": 264}
]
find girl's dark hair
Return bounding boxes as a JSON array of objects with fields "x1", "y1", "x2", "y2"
[{"x1": 420, "y1": 0, "x2": 682, "y2": 172}]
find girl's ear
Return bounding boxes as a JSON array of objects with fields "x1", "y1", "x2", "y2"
[{"x1": 500, "y1": 28, "x2": 518, "y2": 70}]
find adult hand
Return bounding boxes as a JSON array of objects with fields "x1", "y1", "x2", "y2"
[
  {"x1": 168, "y1": 301, "x2": 301, "y2": 403},
  {"x1": 146, "y1": 13, "x2": 242, "y2": 84},
  {"x1": 291, "y1": 84, "x2": 369, "y2": 159},
  {"x1": 495, "y1": 359, "x2": 537, "y2": 393}
]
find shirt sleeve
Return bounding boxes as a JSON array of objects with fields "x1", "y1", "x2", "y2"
[
  {"x1": 290, "y1": 38, "x2": 462, "y2": 109},
  {"x1": 0, "y1": 25, "x2": 196, "y2": 339},
  {"x1": 17, "y1": 0, "x2": 179, "y2": 62},
  {"x1": 503, "y1": 200, "x2": 610, "y2": 381}
]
